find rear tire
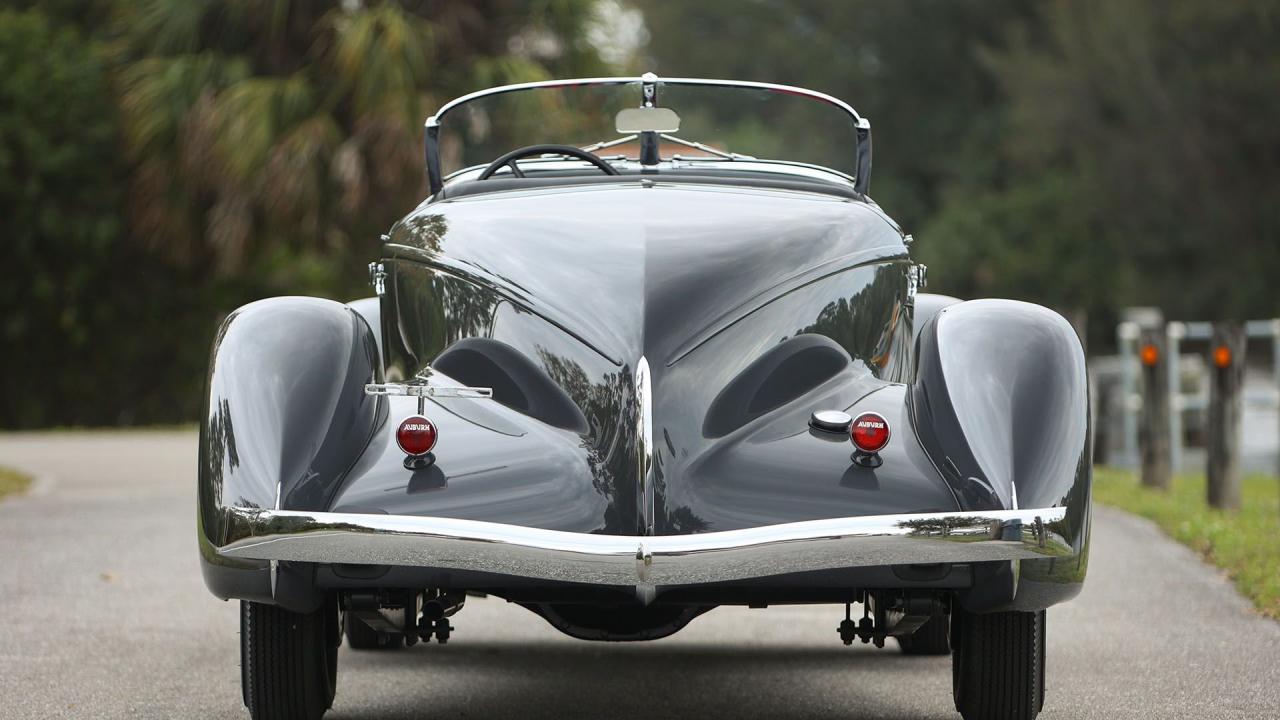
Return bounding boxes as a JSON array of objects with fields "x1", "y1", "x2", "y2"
[
  {"x1": 895, "y1": 612, "x2": 951, "y2": 655},
  {"x1": 343, "y1": 612, "x2": 405, "y2": 650},
  {"x1": 952, "y1": 608, "x2": 1046, "y2": 720},
  {"x1": 241, "y1": 600, "x2": 338, "y2": 720}
]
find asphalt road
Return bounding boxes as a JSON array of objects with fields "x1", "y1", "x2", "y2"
[{"x1": 1, "y1": 431, "x2": 1278, "y2": 719}]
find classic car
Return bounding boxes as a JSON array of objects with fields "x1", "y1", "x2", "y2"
[{"x1": 199, "y1": 75, "x2": 1090, "y2": 720}]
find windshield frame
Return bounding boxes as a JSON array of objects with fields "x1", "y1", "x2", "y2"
[{"x1": 423, "y1": 74, "x2": 872, "y2": 196}]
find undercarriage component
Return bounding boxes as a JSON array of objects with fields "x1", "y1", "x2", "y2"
[
  {"x1": 417, "y1": 590, "x2": 464, "y2": 643},
  {"x1": 422, "y1": 590, "x2": 465, "y2": 621},
  {"x1": 343, "y1": 588, "x2": 468, "y2": 645},
  {"x1": 527, "y1": 602, "x2": 712, "y2": 641},
  {"x1": 426, "y1": 618, "x2": 452, "y2": 644},
  {"x1": 345, "y1": 612, "x2": 404, "y2": 650},
  {"x1": 837, "y1": 591, "x2": 944, "y2": 647},
  {"x1": 344, "y1": 590, "x2": 421, "y2": 638},
  {"x1": 896, "y1": 612, "x2": 951, "y2": 655},
  {"x1": 837, "y1": 602, "x2": 865, "y2": 645}
]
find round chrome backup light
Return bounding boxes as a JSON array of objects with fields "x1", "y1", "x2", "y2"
[
  {"x1": 396, "y1": 415, "x2": 438, "y2": 456},
  {"x1": 809, "y1": 410, "x2": 853, "y2": 433}
]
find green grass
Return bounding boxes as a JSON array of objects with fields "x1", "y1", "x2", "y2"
[
  {"x1": 0, "y1": 465, "x2": 32, "y2": 500},
  {"x1": 1094, "y1": 467, "x2": 1280, "y2": 620}
]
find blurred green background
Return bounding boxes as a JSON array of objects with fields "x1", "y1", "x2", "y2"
[{"x1": 3, "y1": 0, "x2": 1279, "y2": 428}]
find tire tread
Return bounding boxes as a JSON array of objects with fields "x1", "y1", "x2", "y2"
[
  {"x1": 953, "y1": 608, "x2": 1045, "y2": 720},
  {"x1": 241, "y1": 601, "x2": 333, "y2": 720}
]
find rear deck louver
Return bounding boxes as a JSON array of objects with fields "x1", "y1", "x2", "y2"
[
  {"x1": 703, "y1": 334, "x2": 850, "y2": 437},
  {"x1": 433, "y1": 338, "x2": 588, "y2": 433}
]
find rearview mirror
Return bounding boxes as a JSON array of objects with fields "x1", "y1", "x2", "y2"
[{"x1": 615, "y1": 107, "x2": 681, "y2": 134}]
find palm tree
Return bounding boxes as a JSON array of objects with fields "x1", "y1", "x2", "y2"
[{"x1": 107, "y1": 0, "x2": 606, "y2": 284}]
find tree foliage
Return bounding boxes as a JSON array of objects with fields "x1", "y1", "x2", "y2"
[
  {"x1": 103, "y1": 0, "x2": 605, "y2": 284},
  {"x1": 637, "y1": 0, "x2": 1034, "y2": 232},
  {"x1": 5, "y1": 0, "x2": 1280, "y2": 427},
  {"x1": 1, "y1": 0, "x2": 606, "y2": 427},
  {"x1": 940, "y1": 0, "x2": 1280, "y2": 324},
  {"x1": 0, "y1": 8, "x2": 129, "y2": 426},
  {"x1": 639, "y1": 0, "x2": 1280, "y2": 345}
]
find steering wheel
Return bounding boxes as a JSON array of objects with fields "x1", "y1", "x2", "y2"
[{"x1": 477, "y1": 144, "x2": 619, "y2": 180}]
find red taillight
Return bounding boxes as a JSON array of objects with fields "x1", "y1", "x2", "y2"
[
  {"x1": 850, "y1": 412, "x2": 890, "y2": 453},
  {"x1": 396, "y1": 415, "x2": 438, "y2": 456}
]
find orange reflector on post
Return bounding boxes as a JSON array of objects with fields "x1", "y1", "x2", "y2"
[
  {"x1": 1139, "y1": 344, "x2": 1160, "y2": 367},
  {"x1": 1212, "y1": 345, "x2": 1233, "y2": 369}
]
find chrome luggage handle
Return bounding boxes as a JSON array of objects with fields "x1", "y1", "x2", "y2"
[
  {"x1": 363, "y1": 383, "x2": 493, "y2": 399},
  {"x1": 365, "y1": 368, "x2": 492, "y2": 414}
]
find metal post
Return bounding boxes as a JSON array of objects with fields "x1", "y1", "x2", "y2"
[
  {"x1": 1118, "y1": 322, "x2": 1140, "y2": 467},
  {"x1": 1139, "y1": 326, "x2": 1171, "y2": 490},
  {"x1": 1167, "y1": 322, "x2": 1185, "y2": 473},
  {"x1": 1207, "y1": 321, "x2": 1246, "y2": 510}
]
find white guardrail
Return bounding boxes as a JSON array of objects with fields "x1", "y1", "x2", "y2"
[{"x1": 1116, "y1": 318, "x2": 1280, "y2": 471}]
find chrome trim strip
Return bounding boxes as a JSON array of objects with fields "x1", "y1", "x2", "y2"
[
  {"x1": 635, "y1": 356, "x2": 654, "y2": 536},
  {"x1": 218, "y1": 506, "x2": 1072, "y2": 587}
]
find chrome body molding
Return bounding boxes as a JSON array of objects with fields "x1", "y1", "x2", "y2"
[
  {"x1": 217, "y1": 506, "x2": 1072, "y2": 587},
  {"x1": 635, "y1": 355, "x2": 655, "y2": 536}
]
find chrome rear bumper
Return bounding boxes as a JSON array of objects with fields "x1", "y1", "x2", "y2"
[{"x1": 217, "y1": 506, "x2": 1073, "y2": 586}]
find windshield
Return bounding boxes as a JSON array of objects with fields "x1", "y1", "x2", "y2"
[{"x1": 429, "y1": 78, "x2": 868, "y2": 185}]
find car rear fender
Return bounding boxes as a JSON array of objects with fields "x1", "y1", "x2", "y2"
[
  {"x1": 198, "y1": 296, "x2": 385, "y2": 610},
  {"x1": 910, "y1": 298, "x2": 1092, "y2": 611}
]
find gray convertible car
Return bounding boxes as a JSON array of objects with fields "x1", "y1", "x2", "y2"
[{"x1": 199, "y1": 75, "x2": 1090, "y2": 720}]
